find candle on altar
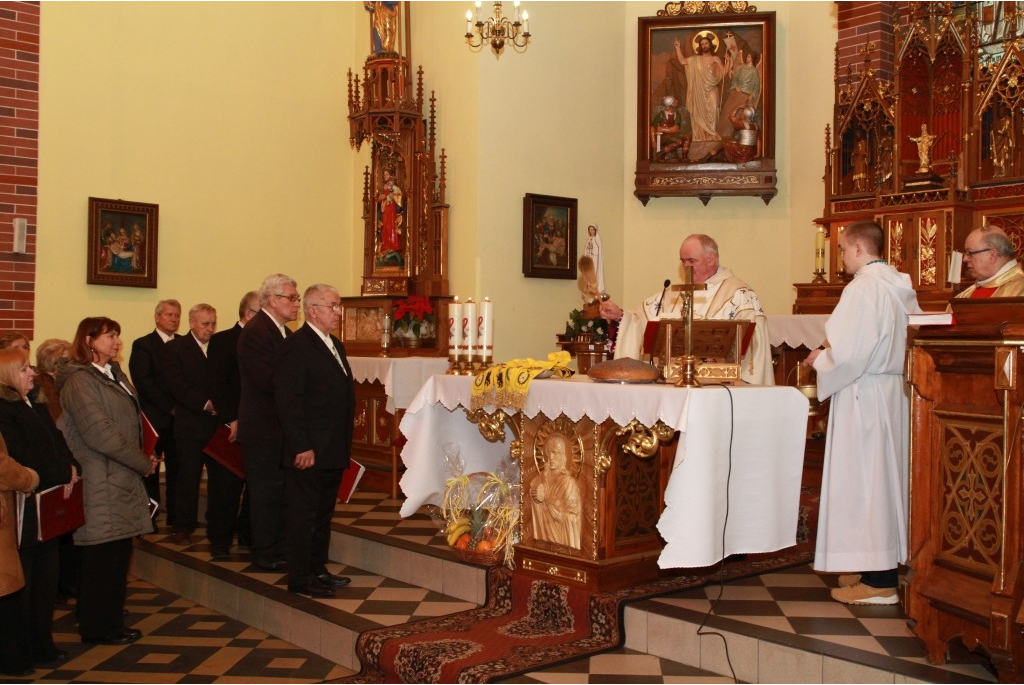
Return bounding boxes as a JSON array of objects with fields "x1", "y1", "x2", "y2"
[
  {"x1": 448, "y1": 298, "x2": 462, "y2": 360},
  {"x1": 464, "y1": 298, "x2": 478, "y2": 361},
  {"x1": 480, "y1": 297, "x2": 493, "y2": 362},
  {"x1": 815, "y1": 226, "x2": 826, "y2": 272}
]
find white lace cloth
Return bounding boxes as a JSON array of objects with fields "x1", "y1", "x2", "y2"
[
  {"x1": 766, "y1": 314, "x2": 829, "y2": 349},
  {"x1": 347, "y1": 356, "x2": 450, "y2": 413},
  {"x1": 398, "y1": 374, "x2": 809, "y2": 569}
]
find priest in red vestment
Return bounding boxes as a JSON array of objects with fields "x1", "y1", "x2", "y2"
[{"x1": 956, "y1": 225, "x2": 1024, "y2": 298}]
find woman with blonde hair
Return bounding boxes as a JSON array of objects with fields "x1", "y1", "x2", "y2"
[
  {"x1": 33, "y1": 339, "x2": 71, "y2": 426},
  {"x1": 57, "y1": 317, "x2": 157, "y2": 646},
  {"x1": 0, "y1": 347, "x2": 77, "y2": 670}
]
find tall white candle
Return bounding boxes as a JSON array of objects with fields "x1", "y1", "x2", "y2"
[
  {"x1": 448, "y1": 298, "x2": 462, "y2": 359},
  {"x1": 480, "y1": 298, "x2": 493, "y2": 361},
  {"x1": 464, "y1": 298, "x2": 478, "y2": 361},
  {"x1": 815, "y1": 226, "x2": 826, "y2": 272}
]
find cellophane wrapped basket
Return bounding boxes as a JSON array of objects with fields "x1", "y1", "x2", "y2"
[{"x1": 442, "y1": 471, "x2": 518, "y2": 567}]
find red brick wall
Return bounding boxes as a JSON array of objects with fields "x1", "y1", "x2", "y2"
[
  {"x1": 0, "y1": 1, "x2": 37, "y2": 339},
  {"x1": 836, "y1": 1, "x2": 900, "y2": 83}
]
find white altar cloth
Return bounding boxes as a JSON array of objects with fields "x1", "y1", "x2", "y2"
[
  {"x1": 347, "y1": 357, "x2": 450, "y2": 412},
  {"x1": 398, "y1": 374, "x2": 809, "y2": 569},
  {"x1": 766, "y1": 314, "x2": 829, "y2": 349}
]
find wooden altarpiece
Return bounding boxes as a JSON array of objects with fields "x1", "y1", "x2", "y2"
[
  {"x1": 907, "y1": 298, "x2": 1024, "y2": 682},
  {"x1": 347, "y1": 1, "x2": 450, "y2": 301},
  {"x1": 795, "y1": 3, "x2": 1024, "y2": 314}
]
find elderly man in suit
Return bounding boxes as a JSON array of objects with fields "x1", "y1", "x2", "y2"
[
  {"x1": 237, "y1": 275, "x2": 300, "y2": 570},
  {"x1": 206, "y1": 291, "x2": 260, "y2": 556},
  {"x1": 163, "y1": 303, "x2": 219, "y2": 548},
  {"x1": 274, "y1": 284, "x2": 355, "y2": 597},
  {"x1": 130, "y1": 299, "x2": 181, "y2": 525}
]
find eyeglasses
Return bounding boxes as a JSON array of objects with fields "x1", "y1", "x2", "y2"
[
  {"x1": 310, "y1": 303, "x2": 342, "y2": 312},
  {"x1": 273, "y1": 293, "x2": 301, "y2": 303},
  {"x1": 964, "y1": 248, "x2": 994, "y2": 258}
]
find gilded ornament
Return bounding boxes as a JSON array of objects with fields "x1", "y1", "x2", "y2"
[{"x1": 466, "y1": 408, "x2": 508, "y2": 443}]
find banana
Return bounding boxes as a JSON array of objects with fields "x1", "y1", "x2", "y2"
[{"x1": 446, "y1": 523, "x2": 471, "y2": 546}]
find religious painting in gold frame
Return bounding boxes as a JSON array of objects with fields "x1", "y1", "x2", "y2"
[
  {"x1": 86, "y1": 197, "x2": 159, "y2": 288},
  {"x1": 634, "y1": 4, "x2": 776, "y2": 205},
  {"x1": 522, "y1": 193, "x2": 578, "y2": 280}
]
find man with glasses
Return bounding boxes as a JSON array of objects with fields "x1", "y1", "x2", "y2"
[
  {"x1": 274, "y1": 284, "x2": 354, "y2": 597},
  {"x1": 237, "y1": 275, "x2": 300, "y2": 570},
  {"x1": 956, "y1": 224, "x2": 1024, "y2": 298}
]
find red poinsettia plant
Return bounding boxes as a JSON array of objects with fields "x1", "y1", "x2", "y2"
[{"x1": 393, "y1": 296, "x2": 434, "y2": 337}]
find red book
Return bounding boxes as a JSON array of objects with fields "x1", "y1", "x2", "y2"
[
  {"x1": 203, "y1": 425, "x2": 245, "y2": 479},
  {"x1": 35, "y1": 480, "x2": 85, "y2": 543},
  {"x1": 141, "y1": 412, "x2": 159, "y2": 456},
  {"x1": 337, "y1": 460, "x2": 365, "y2": 504}
]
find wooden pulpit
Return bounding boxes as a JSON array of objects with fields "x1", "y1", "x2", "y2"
[{"x1": 906, "y1": 297, "x2": 1024, "y2": 681}]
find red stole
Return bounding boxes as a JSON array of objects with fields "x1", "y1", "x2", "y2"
[{"x1": 970, "y1": 286, "x2": 999, "y2": 298}]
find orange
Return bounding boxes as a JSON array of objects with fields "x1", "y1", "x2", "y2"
[
  {"x1": 476, "y1": 540, "x2": 495, "y2": 552},
  {"x1": 455, "y1": 533, "x2": 470, "y2": 550}
]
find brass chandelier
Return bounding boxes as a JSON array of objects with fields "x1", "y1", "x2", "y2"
[{"x1": 465, "y1": 1, "x2": 530, "y2": 54}]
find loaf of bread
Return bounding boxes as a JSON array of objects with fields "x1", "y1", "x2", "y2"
[{"x1": 587, "y1": 357, "x2": 660, "y2": 382}]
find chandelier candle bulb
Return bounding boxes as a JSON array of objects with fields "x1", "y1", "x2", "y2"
[
  {"x1": 480, "y1": 297, "x2": 494, "y2": 362},
  {"x1": 464, "y1": 298, "x2": 478, "y2": 361},
  {"x1": 449, "y1": 298, "x2": 463, "y2": 361},
  {"x1": 465, "y1": 11, "x2": 473, "y2": 34}
]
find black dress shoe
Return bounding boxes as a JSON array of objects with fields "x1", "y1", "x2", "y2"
[
  {"x1": 316, "y1": 571, "x2": 351, "y2": 587},
  {"x1": 82, "y1": 628, "x2": 139, "y2": 646},
  {"x1": 253, "y1": 557, "x2": 286, "y2": 571},
  {"x1": 288, "y1": 580, "x2": 334, "y2": 598},
  {"x1": 0, "y1": 666, "x2": 34, "y2": 677},
  {"x1": 35, "y1": 649, "x2": 68, "y2": 665},
  {"x1": 210, "y1": 546, "x2": 229, "y2": 561}
]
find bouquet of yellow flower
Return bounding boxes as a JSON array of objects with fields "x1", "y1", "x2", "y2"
[{"x1": 393, "y1": 295, "x2": 433, "y2": 338}]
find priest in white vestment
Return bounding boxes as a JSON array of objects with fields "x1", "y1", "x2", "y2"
[
  {"x1": 600, "y1": 234, "x2": 774, "y2": 385},
  {"x1": 804, "y1": 220, "x2": 921, "y2": 606},
  {"x1": 955, "y1": 224, "x2": 1024, "y2": 299}
]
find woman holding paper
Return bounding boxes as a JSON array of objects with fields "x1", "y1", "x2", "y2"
[
  {"x1": 0, "y1": 347, "x2": 79, "y2": 669},
  {"x1": 57, "y1": 317, "x2": 158, "y2": 647}
]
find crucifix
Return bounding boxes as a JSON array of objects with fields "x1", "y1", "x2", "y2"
[{"x1": 668, "y1": 265, "x2": 705, "y2": 387}]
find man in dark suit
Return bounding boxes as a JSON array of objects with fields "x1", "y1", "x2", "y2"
[
  {"x1": 237, "y1": 274, "x2": 300, "y2": 570},
  {"x1": 206, "y1": 290, "x2": 260, "y2": 556},
  {"x1": 162, "y1": 303, "x2": 220, "y2": 547},
  {"x1": 130, "y1": 299, "x2": 181, "y2": 525},
  {"x1": 274, "y1": 284, "x2": 355, "y2": 597}
]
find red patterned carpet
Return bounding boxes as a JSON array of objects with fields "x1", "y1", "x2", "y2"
[{"x1": 338, "y1": 545, "x2": 814, "y2": 684}]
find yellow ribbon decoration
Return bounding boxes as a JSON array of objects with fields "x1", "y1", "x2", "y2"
[{"x1": 470, "y1": 350, "x2": 573, "y2": 411}]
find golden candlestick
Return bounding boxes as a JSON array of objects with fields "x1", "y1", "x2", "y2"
[{"x1": 671, "y1": 266, "x2": 706, "y2": 388}]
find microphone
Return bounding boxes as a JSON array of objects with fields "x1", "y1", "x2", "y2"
[{"x1": 655, "y1": 279, "x2": 671, "y2": 315}]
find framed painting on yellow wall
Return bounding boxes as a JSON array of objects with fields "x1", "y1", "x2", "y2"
[
  {"x1": 522, "y1": 193, "x2": 578, "y2": 280},
  {"x1": 87, "y1": 197, "x2": 159, "y2": 288}
]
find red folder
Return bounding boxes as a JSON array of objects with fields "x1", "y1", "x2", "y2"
[
  {"x1": 203, "y1": 425, "x2": 245, "y2": 479},
  {"x1": 35, "y1": 480, "x2": 85, "y2": 543},
  {"x1": 141, "y1": 412, "x2": 159, "y2": 456},
  {"x1": 337, "y1": 460, "x2": 365, "y2": 504}
]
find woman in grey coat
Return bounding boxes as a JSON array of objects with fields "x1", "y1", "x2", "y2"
[{"x1": 57, "y1": 317, "x2": 158, "y2": 646}]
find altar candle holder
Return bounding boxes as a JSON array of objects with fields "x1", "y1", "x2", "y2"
[{"x1": 380, "y1": 313, "x2": 392, "y2": 358}]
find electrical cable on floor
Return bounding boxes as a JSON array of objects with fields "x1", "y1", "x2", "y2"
[{"x1": 693, "y1": 383, "x2": 738, "y2": 683}]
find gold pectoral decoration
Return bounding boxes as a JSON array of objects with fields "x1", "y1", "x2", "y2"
[{"x1": 617, "y1": 419, "x2": 675, "y2": 458}]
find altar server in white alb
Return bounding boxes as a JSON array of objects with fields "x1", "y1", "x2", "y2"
[
  {"x1": 600, "y1": 233, "x2": 773, "y2": 385},
  {"x1": 803, "y1": 220, "x2": 921, "y2": 605}
]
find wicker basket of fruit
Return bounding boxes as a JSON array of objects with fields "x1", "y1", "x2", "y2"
[{"x1": 442, "y1": 472, "x2": 517, "y2": 567}]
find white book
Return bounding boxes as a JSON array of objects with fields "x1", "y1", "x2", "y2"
[{"x1": 908, "y1": 312, "x2": 953, "y2": 326}]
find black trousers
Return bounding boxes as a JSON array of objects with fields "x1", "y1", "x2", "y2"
[
  {"x1": 173, "y1": 438, "x2": 207, "y2": 534},
  {"x1": 241, "y1": 442, "x2": 285, "y2": 562},
  {"x1": 17, "y1": 538, "x2": 61, "y2": 661},
  {"x1": 145, "y1": 433, "x2": 177, "y2": 525},
  {"x1": 77, "y1": 538, "x2": 132, "y2": 639},
  {"x1": 205, "y1": 458, "x2": 244, "y2": 548},
  {"x1": 285, "y1": 466, "x2": 343, "y2": 586}
]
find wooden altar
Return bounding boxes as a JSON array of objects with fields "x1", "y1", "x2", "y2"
[
  {"x1": 906, "y1": 297, "x2": 1024, "y2": 682},
  {"x1": 397, "y1": 375, "x2": 809, "y2": 593}
]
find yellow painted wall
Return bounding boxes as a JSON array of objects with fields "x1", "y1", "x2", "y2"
[{"x1": 37, "y1": 1, "x2": 836, "y2": 365}]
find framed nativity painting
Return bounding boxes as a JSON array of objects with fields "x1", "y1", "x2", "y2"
[
  {"x1": 634, "y1": 2, "x2": 776, "y2": 206},
  {"x1": 87, "y1": 197, "x2": 159, "y2": 288}
]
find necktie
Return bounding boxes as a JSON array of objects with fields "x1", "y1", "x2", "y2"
[
  {"x1": 280, "y1": 324, "x2": 287, "y2": 338},
  {"x1": 331, "y1": 344, "x2": 348, "y2": 375}
]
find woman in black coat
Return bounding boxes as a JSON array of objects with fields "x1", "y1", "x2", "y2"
[{"x1": 0, "y1": 347, "x2": 79, "y2": 669}]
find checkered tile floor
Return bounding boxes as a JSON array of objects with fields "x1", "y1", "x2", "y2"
[{"x1": 10, "y1": 490, "x2": 1000, "y2": 683}]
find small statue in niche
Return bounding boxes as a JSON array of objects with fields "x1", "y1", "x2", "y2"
[
  {"x1": 364, "y1": 1, "x2": 399, "y2": 55},
  {"x1": 909, "y1": 123, "x2": 937, "y2": 174},
  {"x1": 375, "y1": 165, "x2": 405, "y2": 267},
  {"x1": 991, "y1": 115, "x2": 1013, "y2": 178},
  {"x1": 851, "y1": 134, "x2": 871, "y2": 192},
  {"x1": 877, "y1": 136, "x2": 894, "y2": 188}
]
